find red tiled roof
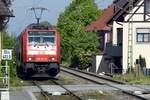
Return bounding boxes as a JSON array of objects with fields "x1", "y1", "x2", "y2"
[{"x1": 86, "y1": 4, "x2": 115, "y2": 32}]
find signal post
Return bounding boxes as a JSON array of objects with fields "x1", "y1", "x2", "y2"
[{"x1": 1, "y1": 49, "x2": 12, "y2": 100}]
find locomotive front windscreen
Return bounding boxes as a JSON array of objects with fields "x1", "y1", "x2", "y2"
[{"x1": 28, "y1": 31, "x2": 55, "y2": 44}]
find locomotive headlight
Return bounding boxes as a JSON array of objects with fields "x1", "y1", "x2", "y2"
[
  {"x1": 29, "y1": 57, "x2": 32, "y2": 61},
  {"x1": 51, "y1": 58, "x2": 55, "y2": 61}
]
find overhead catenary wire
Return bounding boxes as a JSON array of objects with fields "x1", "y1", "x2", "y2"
[
  {"x1": 32, "y1": 0, "x2": 43, "y2": 7},
  {"x1": 30, "y1": 7, "x2": 48, "y2": 24}
]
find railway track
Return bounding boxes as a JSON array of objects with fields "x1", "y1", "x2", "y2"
[
  {"x1": 32, "y1": 80, "x2": 82, "y2": 100},
  {"x1": 60, "y1": 67, "x2": 126, "y2": 85},
  {"x1": 32, "y1": 81, "x2": 51, "y2": 100},
  {"x1": 50, "y1": 80, "x2": 82, "y2": 100},
  {"x1": 61, "y1": 67, "x2": 149, "y2": 100}
]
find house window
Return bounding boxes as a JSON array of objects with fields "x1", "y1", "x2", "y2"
[{"x1": 137, "y1": 29, "x2": 150, "y2": 43}]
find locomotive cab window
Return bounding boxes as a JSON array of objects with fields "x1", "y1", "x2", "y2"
[{"x1": 28, "y1": 31, "x2": 56, "y2": 44}]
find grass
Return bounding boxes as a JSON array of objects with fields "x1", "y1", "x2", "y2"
[
  {"x1": 57, "y1": 75, "x2": 76, "y2": 85},
  {"x1": 79, "y1": 91, "x2": 108, "y2": 100},
  {"x1": 0, "y1": 66, "x2": 24, "y2": 88},
  {"x1": 113, "y1": 73, "x2": 150, "y2": 84},
  {"x1": 0, "y1": 75, "x2": 23, "y2": 90},
  {"x1": 10, "y1": 76, "x2": 24, "y2": 87}
]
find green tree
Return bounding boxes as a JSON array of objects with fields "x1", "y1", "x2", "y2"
[
  {"x1": 1, "y1": 31, "x2": 19, "y2": 85},
  {"x1": 57, "y1": 0, "x2": 102, "y2": 69}
]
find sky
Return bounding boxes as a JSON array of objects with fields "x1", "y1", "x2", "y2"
[{"x1": 7, "y1": 0, "x2": 113, "y2": 35}]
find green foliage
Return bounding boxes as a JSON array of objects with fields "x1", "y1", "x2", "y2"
[
  {"x1": 1, "y1": 31, "x2": 21, "y2": 86},
  {"x1": 2, "y1": 32, "x2": 16, "y2": 49},
  {"x1": 57, "y1": 0, "x2": 101, "y2": 69}
]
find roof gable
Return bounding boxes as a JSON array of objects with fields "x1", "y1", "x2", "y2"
[
  {"x1": 108, "y1": 0, "x2": 141, "y2": 24},
  {"x1": 86, "y1": 0, "x2": 142, "y2": 32},
  {"x1": 86, "y1": 4, "x2": 115, "y2": 32}
]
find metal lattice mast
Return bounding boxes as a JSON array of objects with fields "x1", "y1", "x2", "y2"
[{"x1": 127, "y1": 0, "x2": 134, "y2": 73}]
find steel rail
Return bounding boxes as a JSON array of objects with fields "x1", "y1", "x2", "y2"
[
  {"x1": 32, "y1": 81, "x2": 51, "y2": 100},
  {"x1": 61, "y1": 67, "x2": 149, "y2": 100},
  {"x1": 50, "y1": 80, "x2": 82, "y2": 100},
  {"x1": 61, "y1": 67, "x2": 126, "y2": 84},
  {"x1": 72, "y1": 68, "x2": 126, "y2": 84},
  {"x1": 68, "y1": 68, "x2": 150, "y2": 93}
]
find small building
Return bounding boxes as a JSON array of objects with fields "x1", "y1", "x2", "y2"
[
  {"x1": 108, "y1": 0, "x2": 150, "y2": 75},
  {"x1": 86, "y1": 1, "x2": 123, "y2": 74},
  {"x1": 87, "y1": 0, "x2": 150, "y2": 75},
  {"x1": 86, "y1": 4, "x2": 114, "y2": 51}
]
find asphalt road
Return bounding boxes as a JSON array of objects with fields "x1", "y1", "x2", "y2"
[{"x1": 10, "y1": 89, "x2": 36, "y2": 100}]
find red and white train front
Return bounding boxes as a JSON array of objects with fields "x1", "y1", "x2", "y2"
[{"x1": 22, "y1": 29, "x2": 60, "y2": 77}]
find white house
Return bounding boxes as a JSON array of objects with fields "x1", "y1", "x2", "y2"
[
  {"x1": 87, "y1": 0, "x2": 150, "y2": 75},
  {"x1": 109, "y1": 0, "x2": 150, "y2": 75}
]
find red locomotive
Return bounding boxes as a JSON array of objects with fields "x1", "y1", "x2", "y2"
[{"x1": 15, "y1": 24, "x2": 60, "y2": 78}]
